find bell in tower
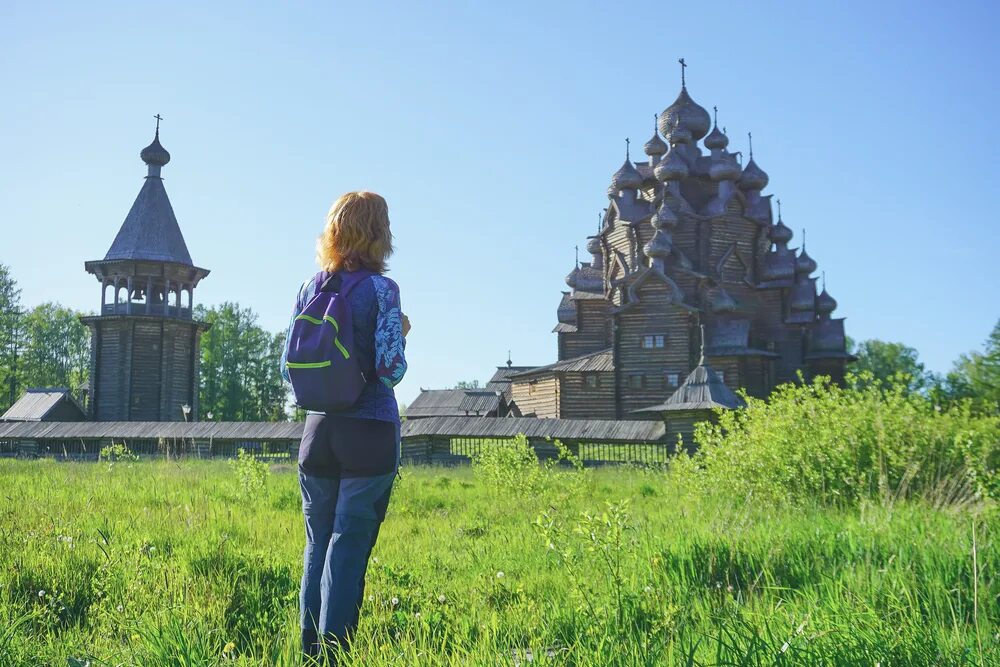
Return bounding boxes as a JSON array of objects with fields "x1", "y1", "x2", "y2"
[{"x1": 80, "y1": 117, "x2": 211, "y2": 421}]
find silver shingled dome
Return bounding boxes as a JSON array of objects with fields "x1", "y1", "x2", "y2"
[
  {"x1": 654, "y1": 149, "x2": 689, "y2": 181},
  {"x1": 704, "y1": 125, "x2": 729, "y2": 150},
  {"x1": 658, "y1": 87, "x2": 712, "y2": 142},
  {"x1": 608, "y1": 158, "x2": 643, "y2": 194},
  {"x1": 140, "y1": 132, "x2": 171, "y2": 167},
  {"x1": 738, "y1": 158, "x2": 769, "y2": 191}
]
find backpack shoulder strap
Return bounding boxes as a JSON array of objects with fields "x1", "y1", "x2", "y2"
[{"x1": 321, "y1": 270, "x2": 373, "y2": 298}]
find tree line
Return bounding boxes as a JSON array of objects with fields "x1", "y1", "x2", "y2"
[
  {"x1": 1, "y1": 262, "x2": 997, "y2": 419},
  {"x1": 0, "y1": 264, "x2": 290, "y2": 420}
]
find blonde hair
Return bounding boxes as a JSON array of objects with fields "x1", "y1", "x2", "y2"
[{"x1": 316, "y1": 191, "x2": 394, "y2": 273}]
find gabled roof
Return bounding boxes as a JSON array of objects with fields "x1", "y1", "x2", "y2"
[
  {"x1": 406, "y1": 388, "x2": 502, "y2": 418},
  {"x1": 458, "y1": 390, "x2": 502, "y2": 415},
  {"x1": 487, "y1": 365, "x2": 539, "y2": 402},
  {"x1": 1, "y1": 389, "x2": 86, "y2": 422},
  {"x1": 104, "y1": 175, "x2": 193, "y2": 265},
  {"x1": 511, "y1": 349, "x2": 613, "y2": 379}
]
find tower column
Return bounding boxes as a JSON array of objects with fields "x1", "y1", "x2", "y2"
[
  {"x1": 145, "y1": 276, "x2": 152, "y2": 314},
  {"x1": 126, "y1": 277, "x2": 133, "y2": 314},
  {"x1": 163, "y1": 279, "x2": 170, "y2": 315}
]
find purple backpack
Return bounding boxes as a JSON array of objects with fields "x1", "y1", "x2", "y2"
[{"x1": 286, "y1": 271, "x2": 371, "y2": 412}]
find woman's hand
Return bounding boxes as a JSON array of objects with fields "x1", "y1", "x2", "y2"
[{"x1": 401, "y1": 313, "x2": 411, "y2": 337}]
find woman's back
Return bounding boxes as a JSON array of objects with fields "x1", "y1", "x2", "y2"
[{"x1": 282, "y1": 270, "x2": 406, "y2": 424}]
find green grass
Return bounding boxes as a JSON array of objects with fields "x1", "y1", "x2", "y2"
[{"x1": 0, "y1": 459, "x2": 996, "y2": 666}]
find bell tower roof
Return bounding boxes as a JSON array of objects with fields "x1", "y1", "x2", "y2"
[{"x1": 103, "y1": 117, "x2": 194, "y2": 266}]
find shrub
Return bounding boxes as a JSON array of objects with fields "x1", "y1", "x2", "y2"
[
  {"x1": 228, "y1": 448, "x2": 270, "y2": 499},
  {"x1": 99, "y1": 442, "x2": 137, "y2": 470},
  {"x1": 471, "y1": 434, "x2": 544, "y2": 494},
  {"x1": 690, "y1": 372, "x2": 1000, "y2": 506}
]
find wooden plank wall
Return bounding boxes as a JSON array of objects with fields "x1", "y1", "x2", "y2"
[{"x1": 510, "y1": 375, "x2": 560, "y2": 418}]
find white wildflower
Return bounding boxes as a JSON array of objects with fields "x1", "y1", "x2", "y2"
[
  {"x1": 496, "y1": 571, "x2": 505, "y2": 579},
  {"x1": 438, "y1": 594, "x2": 446, "y2": 603},
  {"x1": 117, "y1": 605, "x2": 124, "y2": 612},
  {"x1": 391, "y1": 597, "x2": 399, "y2": 607},
  {"x1": 781, "y1": 641, "x2": 789, "y2": 653},
  {"x1": 38, "y1": 590, "x2": 45, "y2": 597}
]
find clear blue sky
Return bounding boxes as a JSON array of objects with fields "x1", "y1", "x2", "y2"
[{"x1": 2, "y1": 1, "x2": 998, "y2": 405}]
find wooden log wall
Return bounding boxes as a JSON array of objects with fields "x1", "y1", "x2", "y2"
[
  {"x1": 559, "y1": 371, "x2": 616, "y2": 419},
  {"x1": 615, "y1": 281, "x2": 692, "y2": 416},
  {"x1": 558, "y1": 300, "x2": 612, "y2": 360}
]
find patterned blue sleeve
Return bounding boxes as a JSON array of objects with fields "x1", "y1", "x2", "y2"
[
  {"x1": 280, "y1": 278, "x2": 314, "y2": 384},
  {"x1": 371, "y1": 275, "x2": 407, "y2": 388}
]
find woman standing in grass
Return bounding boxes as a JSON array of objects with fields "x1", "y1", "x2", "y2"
[{"x1": 280, "y1": 191, "x2": 409, "y2": 659}]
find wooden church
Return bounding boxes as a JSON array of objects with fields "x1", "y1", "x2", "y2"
[
  {"x1": 80, "y1": 122, "x2": 211, "y2": 421},
  {"x1": 510, "y1": 63, "x2": 853, "y2": 420}
]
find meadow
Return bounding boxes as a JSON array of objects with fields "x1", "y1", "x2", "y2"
[
  {"x1": 2, "y1": 377, "x2": 997, "y2": 666},
  {"x1": 0, "y1": 455, "x2": 996, "y2": 666}
]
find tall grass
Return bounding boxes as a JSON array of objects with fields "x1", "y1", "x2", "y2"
[{"x1": 0, "y1": 457, "x2": 995, "y2": 666}]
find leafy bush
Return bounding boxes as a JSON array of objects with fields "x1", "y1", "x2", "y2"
[
  {"x1": 471, "y1": 434, "x2": 544, "y2": 494},
  {"x1": 690, "y1": 372, "x2": 1000, "y2": 505},
  {"x1": 229, "y1": 448, "x2": 270, "y2": 499},
  {"x1": 99, "y1": 442, "x2": 137, "y2": 470}
]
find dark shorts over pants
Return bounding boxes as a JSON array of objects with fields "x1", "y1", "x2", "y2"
[{"x1": 298, "y1": 413, "x2": 399, "y2": 652}]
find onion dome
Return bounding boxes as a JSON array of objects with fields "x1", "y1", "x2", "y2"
[
  {"x1": 769, "y1": 217, "x2": 793, "y2": 245},
  {"x1": 608, "y1": 157, "x2": 643, "y2": 195},
  {"x1": 557, "y1": 293, "x2": 576, "y2": 324},
  {"x1": 658, "y1": 86, "x2": 711, "y2": 141},
  {"x1": 709, "y1": 153, "x2": 741, "y2": 181},
  {"x1": 644, "y1": 230, "x2": 672, "y2": 261},
  {"x1": 644, "y1": 117, "x2": 668, "y2": 157},
  {"x1": 565, "y1": 265, "x2": 579, "y2": 288},
  {"x1": 650, "y1": 198, "x2": 678, "y2": 228},
  {"x1": 796, "y1": 247, "x2": 817, "y2": 275},
  {"x1": 816, "y1": 287, "x2": 837, "y2": 315},
  {"x1": 586, "y1": 236, "x2": 601, "y2": 256},
  {"x1": 704, "y1": 125, "x2": 728, "y2": 151},
  {"x1": 140, "y1": 130, "x2": 171, "y2": 168},
  {"x1": 738, "y1": 158, "x2": 769, "y2": 191},
  {"x1": 654, "y1": 149, "x2": 689, "y2": 181},
  {"x1": 666, "y1": 123, "x2": 692, "y2": 146}
]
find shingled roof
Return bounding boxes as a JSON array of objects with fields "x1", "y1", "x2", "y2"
[
  {"x1": 485, "y1": 365, "x2": 537, "y2": 402},
  {"x1": 1, "y1": 389, "x2": 86, "y2": 422},
  {"x1": 401, "y1": 416, "x2": 665, "y2": 443},
  {"x1": 103, "y1": 130, "x2": 194, "y2": 266},
  {"x1": 406, "y1": 388, "x2": 502, "y2": 418},
  {"x1": 511, "y1": 349, "x2": 614, "y2": 379},
  {"x1": 633, "y1": 363, "x2": 745, "y2": 413}
]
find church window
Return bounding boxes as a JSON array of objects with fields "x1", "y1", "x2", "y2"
[
  {"x1": 528, "y1": 381, "x2": 536, "y2": 395},
  {"x1": 641, "y1": 334, "x2": 666, "y2": 349},
  {"x1": 667, "y1": 372, "x2": 680, "y2": 388},
  {"x1": 584, "y1": 373, "x2": 598, "y2": 389},
  {"x1": 627, "y1": 373, "x2": 643, "y2": 389},
  {"x1": 717, "y1": 370, "x2": 726, "y2": 384}
]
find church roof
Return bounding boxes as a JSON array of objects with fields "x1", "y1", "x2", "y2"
[
  {"x1": 634, "y1": 363, "x2": 745, "y2": 413},
  {"x1": 511, "y1": 349, "x2": 613, "y2": 379},
  {"x1": 103, "y1": 129, "x2": 194, "y2": 266}
]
